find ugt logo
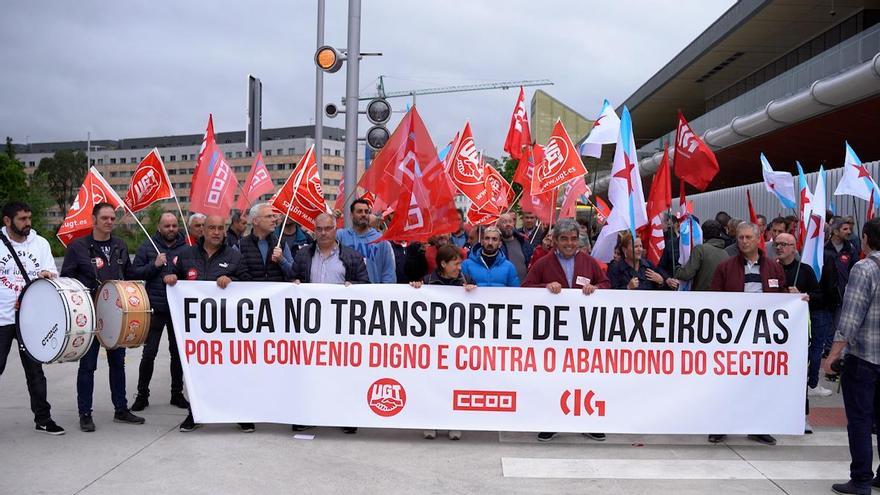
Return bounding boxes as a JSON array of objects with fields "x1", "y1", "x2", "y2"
[
  {"x1": 560, "y1": 389, "x2": 605, "y2": 417},
  {"x1": 367, "y1": 378, "x2": 406, "y2": 417}
]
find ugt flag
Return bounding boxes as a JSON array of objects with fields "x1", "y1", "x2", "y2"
[
  {"x1": 531, "y1": 119, "x2": 587, "y2": 195},
  {"x1": 270, "y1": 145, "x2": 328, "y2": 233},
  {"x1": 57, "y1": 167, "x2": 125, "y2": 246},
  {"x1": 124, "y1": 148, "x2": 174, "y2": 213}
]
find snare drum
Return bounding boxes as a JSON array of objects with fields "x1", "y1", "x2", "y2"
[
  {"x1": 95, "y1": 280, "x2": 151, "y2": 349},
  {"x1": 16, "y1": 277, "x2": 96, "y2": 364}
]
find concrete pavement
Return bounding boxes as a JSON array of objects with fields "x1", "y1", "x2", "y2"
[{"x1": 0, "y1": 341, "x2": 857, "y2": 495}]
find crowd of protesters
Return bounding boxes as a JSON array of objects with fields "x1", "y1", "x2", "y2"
[{"x1": 2, "y1": 197, "x2": 880, "y2": 492}]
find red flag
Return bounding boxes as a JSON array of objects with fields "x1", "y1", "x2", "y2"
[
  {"x1": 594, "y1": 196, "x2": 611, "y2": 225},
  {"x1": 57, "y1": 167, "x2": 125, "y2": 246},
  {"x1": 746, "y1": 189, "x2": 766, "y2": 251},
  {"x1": 518, "y1": 144, "x2": 556, "y2": 225},
  {"x1": 560, "y1": 174, "x2": 588, "y2": 219},
  {"x1": 445, "y1": 122, "x2": 497, "y2": 213},
  {"x1": 867, "y1": 195, "x2": 875, "y2": 221},
  {"x1": 270, "y1": 145, "x2": 328, "y2": 232},
  {"x1": 503, "y1": 87, "x2": 531, "y2": 161},
  {"x1": 124, "y1": 148, "x2": 173, "y2": 213},
  {"x1": 373, "y1": 108, "x2": 460, "y2": 243},
  {"x1": 333, "y1": 180, "x2": 378, "y2": 227},
  {"x1": 190, "y1": 114, "x2": 239, "y2": 217},
  {"x1": 235, "y1": 152, "x2": 273, "y2": 212},
  {"x1": 673, "y1": 111, "x2": 719, "y2": 191},
  {"x1": 467, "y1": 163, "x2": 514, "y2": 226},
  {"x1": 640, "y1": 145, "x2": 672, "y2": 265},
  {"x1": 531, "y1": 119, "x2": 588, "y2": 195}
]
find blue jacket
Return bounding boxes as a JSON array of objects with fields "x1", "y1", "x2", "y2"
[
  {"x1": 461, "y1": 246, "x2": 520, "y2": 287},
  {"x1": 336, "y1": 228, "x2": 396, "y2": 283}
]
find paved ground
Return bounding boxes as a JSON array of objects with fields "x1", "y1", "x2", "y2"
[{"x1": 0, "y1": 341, "x2": 858, "y2": 495}]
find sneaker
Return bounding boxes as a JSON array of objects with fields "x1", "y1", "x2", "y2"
[
  {"x1": 35, "y1": 420, "x2": 65, "y2": 435},
  {"x1": 179, "y1": 413, "x2": 199, "y2": 432},
  {"x1": 131, "y1": 395, "x2": 149, "y2": 411},
  {"x1": 747, "y1": 434, "x2": 777, "y2": 446},
  {"x1": 238, "y1": 423, "x2": 255, "y2": 433},
  {"x1": 114, "y1": 409, "x2": 146, "y2": 425},
  {"x1": 583, "y1": 432, "x2": 606, "y2": 441},
  {"x1": 341, "y1": 427, "x2": 358, "y2": 434},
  {"x1": 448, "y1": 430, "x2": 462, "y2": 441},
  {"x1": 423, "y1": 429, "x2": 437, "y2": 439},
  {"x1": 708, "y1": 434, "x2": 727, "y2": 443},
  {"x1": 291, "y1": 424, "x2": 314, "y2": 432},
  {"x1": 808, "y1": 385, "x2": 833, "y2": 397},
  {"x1": 805, "y1": 420, "x2": 814, "y2": 434},
  {"x1": 537, "y1": 432, "x2": 557, "y2": 442},
  {"x1": 831, "y1": 481, "x2": 871, "y2": 494},
  {"x1": 79, "y1": 414, "x2": 95, "y2": 433},
  {"x1": 170, "y1": 395, "x2": 190, "y2": 409}
]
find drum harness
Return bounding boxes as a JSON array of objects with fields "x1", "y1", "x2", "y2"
[
  {"x1": 1, "y1": 231, "x2": 33, "y2": 353},
  {"x1": 88, "y1": 241, "x2": 124, "y2": 293}
]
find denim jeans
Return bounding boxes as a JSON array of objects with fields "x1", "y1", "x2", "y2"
[
  {"x1": 76, "y1": 339, "x2": 127, "y2": 415},
  {"x1": 0, "y1": 324, "x2": 51, "y2": 424},
  {"x1": 841, "y1": 354, "x2": 880, "y2": 488}
]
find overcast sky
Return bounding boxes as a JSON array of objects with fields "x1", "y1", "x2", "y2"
[{"x1": 1, "y1": 0, "x2": 734, "y2": 157}]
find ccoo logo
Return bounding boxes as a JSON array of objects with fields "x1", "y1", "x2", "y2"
[{"x1": 367, "y1": 378, "x2": 406, "y2": 417}]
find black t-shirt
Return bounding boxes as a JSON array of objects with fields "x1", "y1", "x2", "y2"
[{"x1": 94, "y1": 238, "x2": 113, "y2": 260}]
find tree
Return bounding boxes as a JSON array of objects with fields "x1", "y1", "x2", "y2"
[
  {"x1": 0, "y1": 139, "x2": 30, "y2": 206},
  {"x1": 35, "y1": 149, "x2": 88, "y2": 214},
  {"x1": 501, "y1": 156, "x2": 523, "y2": 214}
]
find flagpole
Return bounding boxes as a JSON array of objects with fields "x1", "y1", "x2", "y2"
[
  {"x1": 852, "y1": 197, "x2": 862, "y2": 240},
  {"x1": 276, "y1": 191, "x2": 298, "y2": 249},
  {"x1": 506, "y1": 189, "x2": 524, "y2": 214},
  {"x1": 171, "y1": 192, "x2": 191, "y2": 245},
  {"x1": 123, "y1": 204, "x2": 160, "y2": 254}
]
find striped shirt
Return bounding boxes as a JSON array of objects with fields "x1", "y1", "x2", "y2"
[
  {"x1": 743, "y1": 258, "x2": 763, "y2": 293},
  {"x1": 835, "y1": 252, "x2": 880, "y2": 365}
]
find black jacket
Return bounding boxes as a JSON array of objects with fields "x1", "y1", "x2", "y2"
[
  {"x1": 61, "y1": 234, "x2": 132, "y2": 293},
  {"x1": 130, "y1": 232, "x2": 188, "y2": 312},
  {"x1": 171, "y1": 239, "x2": 246, "y2": 282},
  {"x1": 238, "y1": 232, "x2": 291, "y2": 282},
  {"x1": 423, "y1": 270, "x2": 472, "y2": 286},
  {"x1": 780, "y1": 260, "x2": 822, "y2": 310},
  {"x1": 291, "y1": 242, "x2": 369, "y2": 284}
]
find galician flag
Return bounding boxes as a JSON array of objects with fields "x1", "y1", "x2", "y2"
[
  {"x1": 760, "y1": 153, "x2": 797, "y2": 209},
  {"x1": 802, "y1": 167, "x2": 827, "y2": 280},
  {"x1": 579, "y1": 99, "x2": 621, "y2": 159},
  {"x1": 590, "y1": 106, "x2": 648, "y2": 262},
  {"x1": 833, "y1": 142, "x2": 880, "y2": 204},
  {"x1": 677, "y1": 215, "x2": 703, "y2": 292},
  {"x1": 795, "y1": 161, "x2": 813, "y2": 250}
]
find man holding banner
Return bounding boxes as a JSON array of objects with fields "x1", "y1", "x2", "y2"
[
  {"x1": 709, "y1": 222, "x2": 787, "y2": 446},
  {"x1": 522, "y1": 218, "x2": 609, "y2": 442},
  {"x1": 164, "y1": 214, "x2": 248, "y2": 433},
  {"x1": 61, "y1": 203, "x2": 145, "y2": 432},
  {"x1": 130, "y1": 212, "x2": 189, "y2": 412}
]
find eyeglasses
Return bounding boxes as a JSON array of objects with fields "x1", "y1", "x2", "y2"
[{"x1": 774, "y1": 242, "x2": 794, "y2": 247}]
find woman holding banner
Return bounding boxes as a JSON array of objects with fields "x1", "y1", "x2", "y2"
[{"x1": 411, "y1": 244, "x2": 475, "y2": 440}]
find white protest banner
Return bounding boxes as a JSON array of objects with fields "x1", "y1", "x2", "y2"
[{"x1": 168, "y1": 282, "x2": 808, "y2": 434}]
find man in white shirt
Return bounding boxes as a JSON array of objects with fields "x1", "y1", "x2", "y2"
[{"x1": 0, "y1": 201, "x2": 65, "y2": 434}]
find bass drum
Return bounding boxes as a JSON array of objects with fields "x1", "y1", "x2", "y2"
[
  {"x1": 16, "y1": 277, "x2": 96, "y2": 364},
  {"x1": 95, "y1": 280, "x2": 151, "y2": 349}
]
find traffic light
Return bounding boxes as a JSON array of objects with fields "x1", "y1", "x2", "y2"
[
  {"x1": 314, "y1": 46, "x2": 344, "y2": 73},
  {"x1": 365, "y1": 98, "x2": 391, "y2": 150}
]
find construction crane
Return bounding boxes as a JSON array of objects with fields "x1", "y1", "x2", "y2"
[{"x1": 358, "y1": 75, "x2": 553, "y2": 105}]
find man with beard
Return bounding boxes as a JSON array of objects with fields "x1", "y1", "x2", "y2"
[
  {"x1": 130, "y1": 212, "x2": 190, "y2": 412},
  {"x1": 461, "y1": 226, "x2": 519, "y2": 287},
  {"x1": 516, "y1": 210, "x2": 547, "y2": 249},
  {"x1": 496, "y1": 212, "x2": 534, "y2": 282},
  {"x1": 0, "y1": 202, "x2": 65, "y2": 434},
  {"x1": 225, "y1": 210, "x2": 248, "y2": 250},
  {"x1": 336, "y1": 199, "x2": 395, "y2": 283}
]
